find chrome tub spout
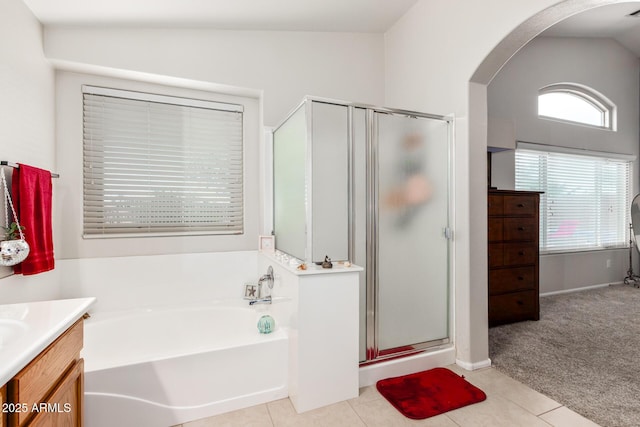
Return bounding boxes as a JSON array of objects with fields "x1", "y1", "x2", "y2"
[{"x1": 249, "y1": 296, "x2": 272, "y2": 305}]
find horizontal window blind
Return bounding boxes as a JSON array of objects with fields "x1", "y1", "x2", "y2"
[
  {"x1": 83, "y1": 86, "x2": 244, "y2": 237},
  {"x1": 515, "y1": 144, "x2": 631, "y2": 253}
]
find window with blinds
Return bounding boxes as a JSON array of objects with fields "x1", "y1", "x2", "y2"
[
  {"x1": 82, "y1": 86, "x2": 244, "y2": 237},
  {"x1": 515, "y1": 142, "x2": 632, "y2": 254}
]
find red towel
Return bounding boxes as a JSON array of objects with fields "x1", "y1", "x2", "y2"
[{"x1": 11, "y1": 164, "x2": 54, "y2": 275}]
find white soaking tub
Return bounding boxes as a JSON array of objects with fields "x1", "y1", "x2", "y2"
[{"x1": 81, "y1": 301, "x2": 288, "y2": 427}]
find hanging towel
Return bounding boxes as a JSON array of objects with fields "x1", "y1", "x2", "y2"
[{"x1": 11, "y1": 164, "x2": 54, "y2": 275}]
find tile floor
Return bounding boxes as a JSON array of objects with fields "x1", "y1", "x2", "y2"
[{"x1": 174, "y1": 365, "x2": 601, "y2": 427}]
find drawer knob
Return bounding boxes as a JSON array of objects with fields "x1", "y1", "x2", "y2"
[
  {"x1": 517, "y1": 276, "x2": 524, "y2": 281},
  {"x1": 519, "y1": 251, "x2": 526, "y2": 255},
  {"x1": 518, "y1": 203, "x2": 526, "y2": 207},
  {"x1": 516, "y1": 300, "x2": 524, "y2": 305},
  {"x1": 518, "y1": 226, "x2": 526, "y2": 231}
]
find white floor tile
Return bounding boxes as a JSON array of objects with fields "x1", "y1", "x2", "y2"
[
  {"x1": 465, "y1": 367, "x2": 561, "y2": 415},
  {"x1": 539, "y1": 406, "x2": 602, "y2": 427},
  {"x1": 182, "y1": 404, "x2": 273, "y2": 427},
  {"x1": 268, "y1": 398, "x2": 365, "y2": 427},
  {"x1": 445, "y1": 394, "x2": 552, "y2": 427},
  {"x1": 350, "y1": 396, "x2": 459, "y2": 427}
]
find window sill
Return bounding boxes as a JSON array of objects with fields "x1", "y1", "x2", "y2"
[{"x1": 541, "y1": 246, "x2": 628, "y2": 256}]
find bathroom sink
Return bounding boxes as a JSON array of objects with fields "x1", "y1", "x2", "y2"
[
  {"x1": 0, "y1": 319, "x2": 28, "y2": 348},
  {"x1": 0, "y1": 298, "x2": 96, "y2": 387}
]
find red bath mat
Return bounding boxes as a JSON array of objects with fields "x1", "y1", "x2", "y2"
[{"x1": 376, "y1": 367, "x2": 486, "y2": 419}]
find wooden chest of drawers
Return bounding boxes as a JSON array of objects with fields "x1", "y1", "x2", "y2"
[{"x1": 488, "y1": 189, "x2": 540, "y2": 326}]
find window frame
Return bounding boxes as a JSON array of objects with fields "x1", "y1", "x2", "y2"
[
  {"x1": 537, "y1": 83, "x2": 616, "y2": 131},
  {"x1": 515, "y1": 142, "x2": 633, "y2": 255},
  {"x1": 82, "y1": 85, "x2": 245, "y2": 239}
]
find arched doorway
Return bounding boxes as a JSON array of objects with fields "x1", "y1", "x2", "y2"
[
  {"x1": 460, "y1": 0, "x2": 637, "y2": 369},
  {"x1": 467, "y1": 0, "x2": 639, "y2": 361}
]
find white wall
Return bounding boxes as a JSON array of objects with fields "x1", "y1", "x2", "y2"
[
  {"x1": 59, "y1": 251, "x2": 258, "y2": 313},
  {"x1": 0, "y1": 0, "x2": 54, "y2": 166},
  {"x1": 383, "y1": 0, "x2": 629, "y2": 367},
  {"x1": 44, "y1": 28, "x2": 385, "y2": 127},
  {"x1": 488, "y1": 36, "x2": 640, "y2": 293},
  {"x1": 44, "y1": 28, "x2": 384, "y2": 259},
  {"x1": 0, "y1": 0, "x2": 59, "y2": 302},
  {"x1": 489, "y1": 37, "x2": 639, "y2": 169}
]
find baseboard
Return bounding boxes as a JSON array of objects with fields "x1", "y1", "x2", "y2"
[
  {"x1": 540, "y1": 281, "x2": 623, "y2": 297},
  {"x1": 455, "y1": 358, "x2": 492, "y2": 371}
]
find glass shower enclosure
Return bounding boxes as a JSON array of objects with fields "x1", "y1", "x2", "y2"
[{"x1": 272, "y1": 97, "x2": 452, "y2": 363}]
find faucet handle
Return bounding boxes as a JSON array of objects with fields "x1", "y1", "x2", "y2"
[{"x1": 260, "y1": 265, "x2": 274, "y2": 289}]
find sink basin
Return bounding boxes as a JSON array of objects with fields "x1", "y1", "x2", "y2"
[
  {"x1": 0, "y1": 319, "x2": 28, "y2": 348},
  {"x1": 0, "y1": 297, "x2": 96, "y2": 387}
]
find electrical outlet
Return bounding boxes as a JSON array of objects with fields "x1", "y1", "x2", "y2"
[{"x1": 606, "y1": 259, "x2": 611, "y2": 268}]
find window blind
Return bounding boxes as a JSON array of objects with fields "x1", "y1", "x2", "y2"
[
  {"x1": 515, "y1": 144, "x2": 631, "y2": 253},
  {"x1": 82, "y1": 86, "x2": 244, "y2": 237}
]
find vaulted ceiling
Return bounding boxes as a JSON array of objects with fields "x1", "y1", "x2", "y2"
[
  {"x1": 542, "y1": 2, "x2": 640, "y2": 57},
  {"x1": 20, "y1": 0, "x2": 419, "y2": 32}
]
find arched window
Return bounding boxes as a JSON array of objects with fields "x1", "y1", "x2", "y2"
[{"x1": 538, "y1": 83, "x2": 616, "y2": 130}]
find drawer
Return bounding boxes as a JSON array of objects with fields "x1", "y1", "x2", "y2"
[
  {"x1": 503, "y1": 217, "x2": 537, "y2": 241},
  {"x1": 488, "y1": 218, "x2": 503, "y2": 242},
  {"x1": 489, "y1": 290, "x2": 538, "y2": 326},
  {"x1": 504, "y1": 195, "x2": 537, "y2": 216},
  {"x1": 488, "y1": 243, "x2": 504, "y2": 268},
  {"x1": 503, "y1": 242, "x2": 537, "y2": 266},
  {"x1": 9, "y1": 319, "x2": 83, "y2": 427},
  {"x1": 488, "y1": 194, "x2": 503, "y2": 216},
  {"x1": 489, "y1": 266, "x2": 536, "y2": 295},
  {"x1": 489, "y1": 243, "x2": 537, "y2": 267}
]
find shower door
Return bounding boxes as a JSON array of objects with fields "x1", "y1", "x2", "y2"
[{"x1": 364, "y1": 111, "x2": 451, "y2": 361}]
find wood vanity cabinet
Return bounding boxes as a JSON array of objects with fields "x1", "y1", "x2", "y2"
[
  {"x1": 6, "y1": 319, "x2": 84, "y2": 427},
  {"x1": 1, "y1": 384, "x2": 6, "y2": 427},
  {"x1": 488, "y1": 189, "x2": 541, "y2": 326}
]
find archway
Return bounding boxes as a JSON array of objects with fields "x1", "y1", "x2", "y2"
[{"x1": 466, "y1": 0, "x2": 637, "y2": 367}]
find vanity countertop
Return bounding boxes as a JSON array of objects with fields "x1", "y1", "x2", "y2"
[{"x1": 0, "y1": 297, "x2": 95, "y2": 386}]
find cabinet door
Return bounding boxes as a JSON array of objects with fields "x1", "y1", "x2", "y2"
[
  {"x1": 1, "y1": 384, "x2": 5, "y2": 427},
  {"x1": 28, "y1": 359, "x2": 83, "y2": 427}
]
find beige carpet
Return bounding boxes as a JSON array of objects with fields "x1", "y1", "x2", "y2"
[{"x1": 489, "y1": 284, "x2": 640, "y2": 427}]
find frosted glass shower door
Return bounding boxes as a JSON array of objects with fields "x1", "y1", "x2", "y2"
[{"x1": 375, "y1": 113, "x2": 450, "y2": 352}]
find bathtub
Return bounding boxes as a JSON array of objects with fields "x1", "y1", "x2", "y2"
[{"x1": 81, "y1": 301, "x2": 289, "y2": 427}]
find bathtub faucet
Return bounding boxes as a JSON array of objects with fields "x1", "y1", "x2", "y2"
[
  {"x1": 248, "y1": 266, "x2": 274, "y2": 305},
  {"x1": 249, "y1": 295, "x2": 272, "y2": 305},
  {"x1": 257, "y1": 265, "x2": 274, "y2": 298}
]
